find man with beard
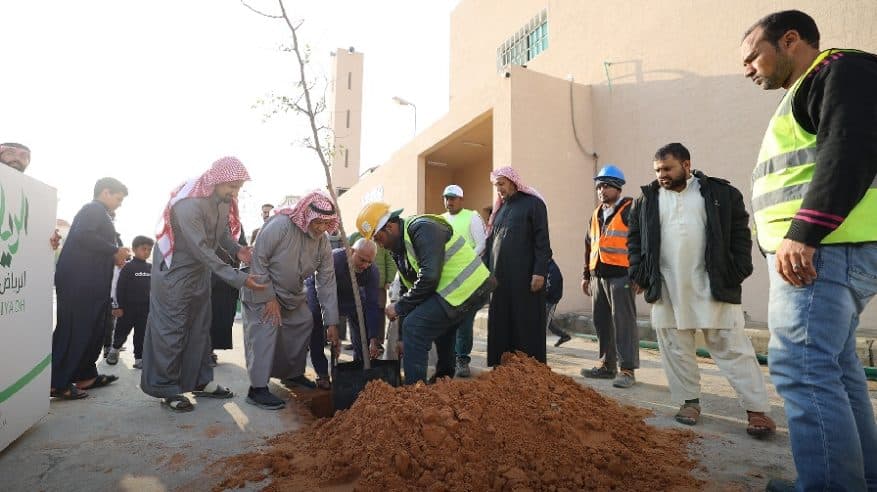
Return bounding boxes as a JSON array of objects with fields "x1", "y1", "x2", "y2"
[
  {"x1": 141, "y1": 156, "x2": 265, "y2": 412},
  {"x1": 51, "y1": 178, "x2": 130, "y2": 399},
  {"x1": 485, "y1": 166, "x2": 552, "y2": 366},
  {"x1": 627, "y1": 143, "x2": 775, "y2": 438},
  {"x1": 741, "y1": 10, "x2": 877, "y2": 490},
  {"x1": 241, "y1": 190, "x2": 340, "y2": 410}
]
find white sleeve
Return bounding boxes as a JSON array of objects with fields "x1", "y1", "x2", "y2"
[{"x1": 470, "y1": 213, "x2": 487, "y2": 256}]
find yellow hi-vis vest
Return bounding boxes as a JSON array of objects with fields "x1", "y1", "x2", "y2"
[
  {"x1": 753, "y1": 49, "x2": 877, "y2": 253},
  {"x1": 400, "y1": 215, "x2": 489, "y2": 307},
  {"x1": 444, "y1": 209, "x2": 476, "y2": 249}
]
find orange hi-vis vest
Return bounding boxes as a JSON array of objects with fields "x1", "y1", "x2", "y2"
[{"x1": 588, "y1": 200, "x2": 631, "y2": 270}]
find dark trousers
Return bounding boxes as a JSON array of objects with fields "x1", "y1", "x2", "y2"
[
  {"x1": 401, "y1": 295, "x2": 466, "y2": 384},
  {"x1": 51, "y1": 297, "x2": 110, "y2": 389},
  {"x1": 113, "y1": 306, "x2": 148, "y2": 359},
  {"x1": 546, "y1": 303, "x2": 569, "y2": 337},
  {"x1": 593, "y1": 275, "x2": 639, "y2": 370},
  {"x1": 102, "y1": 302, "x2": 114, "y2": 349}
]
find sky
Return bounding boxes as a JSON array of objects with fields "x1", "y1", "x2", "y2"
[{"x1": 1, "y1": 0, "x2": 455, "y2": 242}]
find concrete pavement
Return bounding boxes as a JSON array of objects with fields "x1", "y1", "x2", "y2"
[{"x1": 1, "y1": 320, "x2": 875, "y2": 491}]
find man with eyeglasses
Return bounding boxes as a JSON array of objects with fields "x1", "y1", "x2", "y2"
[{"x1": 303, "y1": 237, "x2": 383, "y2": 389}]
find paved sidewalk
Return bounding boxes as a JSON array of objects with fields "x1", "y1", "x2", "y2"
[{"x1": 1, "y1": 322, "x2": 874, "y2": 491}]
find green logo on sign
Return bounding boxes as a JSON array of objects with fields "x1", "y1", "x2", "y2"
[{"x1": 0, "y1": 184, "x2": 29, "y2": 268}]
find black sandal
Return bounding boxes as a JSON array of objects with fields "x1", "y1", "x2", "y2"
[
  {"x1": 50, "y1": 384, "x2": 89, "y2": 400},
  {"x1": 77, "y1": 374, "x2": 118, "y2": 389},
  {"x1": 162, "y1": 394, "x2": 194, "y2": 412}
]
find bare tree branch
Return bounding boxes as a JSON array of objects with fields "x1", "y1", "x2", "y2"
[
  {"x1": 244, "y1": 0, "x2": 373, "y2": 368},
  {"x1": 240, "y1": 0, "x2": 282, "y2": 18}
]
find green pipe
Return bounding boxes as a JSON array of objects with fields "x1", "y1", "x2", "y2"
[{"x1": 573, "y1": 334, "x2": 875, "y2": 381}]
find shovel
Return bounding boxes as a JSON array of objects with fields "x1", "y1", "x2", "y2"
[{"x1": 330, "y1": 351, "x2": 401, "y2": 411}]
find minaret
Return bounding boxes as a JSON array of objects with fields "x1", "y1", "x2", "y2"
[{"x1": 327, "y1": 47, "x2": 364, "y2": 195}]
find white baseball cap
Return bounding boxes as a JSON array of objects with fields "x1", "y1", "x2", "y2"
[{"x1": 442, "y1": 184, "x2": 464, "y2": 198}]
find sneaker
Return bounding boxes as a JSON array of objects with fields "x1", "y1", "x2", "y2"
[
  {"x1": 283, "y1": 375, "x2": 317, "y2": 389},
  {"x1": 612, "y1": 370, "x2": 636, "y2": 388},
  {"x1": 245, "y1": 387, "x2": 285, "y2": 410},
  {"x1": 554, "y1": 333, "x2": 572, "y2": 347},
  {"x1": 455, "y1": 359, "x2": 471, "y2": 378},
  {"x1": 581, "y1": 365, "x2": 616, "y2": 379},
  {"x1": 208, "y1": 352, "x2": 218, "y2": 368},
  {"x1": 106, "y1": 348, "x2": 120, "y2": 365},
  {"x1": 133, "y1": 358, "x2": 143, "y2": 369}
]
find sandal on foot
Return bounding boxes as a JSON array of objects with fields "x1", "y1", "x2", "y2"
[
  {"x1": 77, "y1": 374, "x2": 118, "y2": 390},
  {"x1": 746, "y1": 411, "x2": 776, "y2": 438},
  {"x1": 193, "y1": 382, "x2": 234, "y2": 399},
  {"x1": 675, "y1": 402, "x2": 701, "y2": 425},
  {"x1": 51, "y1": 384, "x2": 89, "y2": 400},
  {"x1": 162, "y1": 394, "x2": 194, "y2": 412}
]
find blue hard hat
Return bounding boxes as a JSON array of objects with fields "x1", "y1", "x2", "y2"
[{"x1": 594, "y1": 164, "x2": 626, "y2": 186}]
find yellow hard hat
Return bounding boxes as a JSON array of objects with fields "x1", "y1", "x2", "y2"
[{"x1": 356, "y1": 201, "x2": 391, "y2": 240}]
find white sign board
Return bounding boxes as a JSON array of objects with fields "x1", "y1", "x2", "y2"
[{"x1": 0, "y1": 165, "x2": 57, "y2": 452}]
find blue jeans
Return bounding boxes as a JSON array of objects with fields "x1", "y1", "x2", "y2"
[
  {"x1": 454, "y1": 308, "x2": 478, "y2": 363},
  {"x1": 767, "y1": 244, "x2": 877, "y2": 491},
  {"x1": 401, "y1": 295, "x2": 467, "y2": 384}
]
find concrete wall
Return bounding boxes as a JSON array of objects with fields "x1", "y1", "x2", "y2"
[
  {"x1": 328, "y1": 49, "x2": 364, "y2": 191},
  {"x1": 506, "y1": 66, "x2": 596, "y2": 312},
  {"x1": 341, "y1": 0, "x2": 877, "y2": 332}
]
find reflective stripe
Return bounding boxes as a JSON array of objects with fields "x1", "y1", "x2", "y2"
[
  {"x1": 753, "y1": 176, "x2": 877, "y2": 213},
  {"x1": 437, "y1": 256, "x2": 485, "y2": 298},
  {"x1": 752, "y1": 147, "x2": 817, "y2": 180},
  {"x1": 444, "y1": 236, "x2": 466, "y2": 262},
  {"x1": 752, "y1": 183, "x2": 810, "y2": 212},
  {"x1": 603, "y1": 230, "x2": 628, "y2": 238},
  {"x1": 599, "y1": 246, "x2": 628, "y2": 255}
]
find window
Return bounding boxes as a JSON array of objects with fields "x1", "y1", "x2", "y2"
[
  {"x1": 347, "y1": 72, "x2": 352, "y2": 90},
  {"x1": 344, "y1": 149, "x2": 349, "y2": 168},
  {"x1": 496, "y1": 8, "x2": 548, "y2": 72},
  {"x1": 346, "y1": 110, "x2": 350, "y2": 129}
]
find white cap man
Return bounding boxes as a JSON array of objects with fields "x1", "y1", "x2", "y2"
[{"x1": 441, "y1": 184, "x2": 487, "y2": 379}]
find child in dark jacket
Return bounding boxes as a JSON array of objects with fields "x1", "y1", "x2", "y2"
[
  {"x1": 107, "y1": 236, "x2": 153, "y2": 368},
  {"x1": 546, "y1": 258, "x2": 571, "y2": 347}
]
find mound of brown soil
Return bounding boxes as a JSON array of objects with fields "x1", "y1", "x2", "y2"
[{"x1": 216, "y1": 352, "x2": 701, "y2": 491}]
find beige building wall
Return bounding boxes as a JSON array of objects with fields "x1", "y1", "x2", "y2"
[
  {"x1": 341, "y1": 0, "x2": 877, "y2": 331},
  {"x1": 328, "y1": 48, "x2": 364, "y2": 192}
]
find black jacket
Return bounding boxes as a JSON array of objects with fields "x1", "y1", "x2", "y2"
[
  {"x1": 545, "y1": 258, "x2": 563, "y2": 305},
  {"x1": 627, "y1": 170, "x2": 753, "y2": 304},
  {"x1": 390, "y1": 216, "x2": 452, "y2": 317}
]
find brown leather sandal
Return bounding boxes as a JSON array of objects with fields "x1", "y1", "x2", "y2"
[{"x1": 746, "y1": 411, "x2": 776, "y2": 438}]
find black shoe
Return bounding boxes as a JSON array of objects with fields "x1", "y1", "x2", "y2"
[
  {"x1": 765, "y1": 479, "x2": 795, "y2": 492},
  {"x1": 245, "y1": 387, "x2": 285, "y2": 410},
  {"x1": 283, "y1": 375, "x2": 317, "y2": 389},
  {"x1": 581, "y1": 365, "x2": 617, "y2": 379},
  {"x1": 554, "y1": 333, "x2": 572, "y2": 347}
]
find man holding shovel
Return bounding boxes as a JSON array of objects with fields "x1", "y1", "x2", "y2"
[{"x1": 355, "y1": 202, "x2": 494, "y2": 384}]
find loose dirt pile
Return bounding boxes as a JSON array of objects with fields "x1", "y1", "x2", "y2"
[{"x1": 216, "y1": 353, "x2": 701, "y2": 491}]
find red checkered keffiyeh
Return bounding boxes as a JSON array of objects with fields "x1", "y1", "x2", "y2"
[
  {"x1": 276, "y1": 190, "x2": 339, "y2": 235},
  {"x1": 156, "y1": 156, "x2": 251, "y2": 266},
  {"x1": 487, "y1": 166, "x2": 545, "y2": 235}
]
